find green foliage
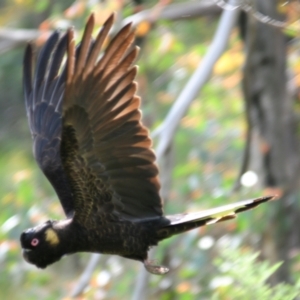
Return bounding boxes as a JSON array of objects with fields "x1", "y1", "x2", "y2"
[
  {"x1": 212, "y1": 248, "x2": 300, "y2": 300},
  {"x1": 0, "y1": 0, "x2": 297, "y2": 299}
]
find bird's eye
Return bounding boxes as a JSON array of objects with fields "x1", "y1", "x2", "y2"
[{"x1": 31, "y1": 238, "x2": 39, "y2": 247}]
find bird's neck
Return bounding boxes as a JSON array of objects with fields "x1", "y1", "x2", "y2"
[{"x1": 52, "y1": 219, "x2": 89, "y2": 254}]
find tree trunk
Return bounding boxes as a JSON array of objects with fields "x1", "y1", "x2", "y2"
[{"x1": 242, "y1": 0, "x2": 300, "y2": 283}]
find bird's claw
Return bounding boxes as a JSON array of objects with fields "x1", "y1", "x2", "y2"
[{"x1": 144, "y1": 260, "x2": 169, "y2": 275}]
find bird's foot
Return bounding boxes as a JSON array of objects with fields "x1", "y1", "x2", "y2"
[{"x1": 144, "y1": 259, "x2": 169, "y2": 275}]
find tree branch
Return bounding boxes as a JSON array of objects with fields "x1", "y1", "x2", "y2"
[
  {"x1": 131, "y1": 143, "x2": 175, "y2": 300},
  {"x1": 152, "y1": 2, "x2": 241, "y2": 162},
  {"x1": 0, "y1": 2, "x2": 219, "y2": 54},
  {"x1": 123, "y1": 1, "x2": 221, "y2": 26},
  {"x1": 131, "y1": 2, "x2": 241, "y2": 299},
  {"x1": 70, "y1": 254, "x2": 101, "y2": 298},
  {"x1": 0, "y1": 28, "x2": 43, "y2": 53}
]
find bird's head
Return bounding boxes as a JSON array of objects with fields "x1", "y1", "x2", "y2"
[{"x1": 20, "y1": 220, "x2": 63, "y2": 268}]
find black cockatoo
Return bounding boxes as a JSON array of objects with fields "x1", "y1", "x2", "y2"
[{"x1": 21, "y1": 13, "x2": 273, "y2": 274}]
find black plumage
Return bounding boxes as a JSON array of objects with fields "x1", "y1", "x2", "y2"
[{"x1": 20, "y1": 14, "x2": 273, "y2": 274}]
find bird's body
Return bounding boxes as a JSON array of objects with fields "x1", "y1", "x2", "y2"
[
  {"x1": 20, "y1": 13, "x2": 273, "y2": 274},
  {"x1": 22, "y1": 219, "x2": 161, "y2": 266}
]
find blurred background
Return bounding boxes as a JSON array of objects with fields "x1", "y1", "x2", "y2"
[{"x1": 0, "y1": 0, "x2": 300, "y2": 299}]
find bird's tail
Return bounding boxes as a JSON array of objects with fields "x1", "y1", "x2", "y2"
[{"x1": 156, "y1": 196, "x2": 274, "y2": 240}]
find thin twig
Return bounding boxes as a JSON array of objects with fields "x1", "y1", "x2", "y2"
[
  {"x1": 0, "y1": 28, "x2": 42, "y2": 41},
  {"x1": 131, "y1": 263, "x2": 150, "y2": 300},
  {"x1": 70, "y1": 254, "x2": 101, "y2": 298},
  {"x1": 131, "y1": 144, "x2": 175, "y2": 300},
  {"x1": 0, "y1": 28, "x2": 44, "y2": 53}
]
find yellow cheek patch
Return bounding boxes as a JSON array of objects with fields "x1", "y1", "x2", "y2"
[{"x1": 45, "y1": 229, "x2": 60, "y2": 246}]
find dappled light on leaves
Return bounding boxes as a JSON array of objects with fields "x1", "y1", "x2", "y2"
[
  {"x1": 12, "y1": 169, "x2": 31, "y2": 183},
  {"x1": 136, "y1": 20, "x2": 152, "y2": 37},
  {"x1": 240, "y1": 171, "x2": 258, "y2": 188},
  {"x1": 0, "y1": 0, "x2": 296, "y2": 299},
  {"x1": 64, "y1": 1, "x2": 86, "y2": 19},
  {"x1": 213, "y1": 49, "x2": 244, "y2": 75}
]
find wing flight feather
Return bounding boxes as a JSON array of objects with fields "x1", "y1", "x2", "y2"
[{"x1": 24, "y1": 14, "x2": 163, "y2": 221}]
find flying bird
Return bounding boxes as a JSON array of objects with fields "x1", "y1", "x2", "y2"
[{"x1": 21, "y1": 13, "x2": 273, "y2": 274}]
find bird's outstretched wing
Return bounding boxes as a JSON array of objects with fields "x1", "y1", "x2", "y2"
[
  {"x1": 24, "y1": 31, "x2": 75, "y2": 217},
  {"x1": 24, "y1": 14, "x2": 164, "y2": 224}
]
